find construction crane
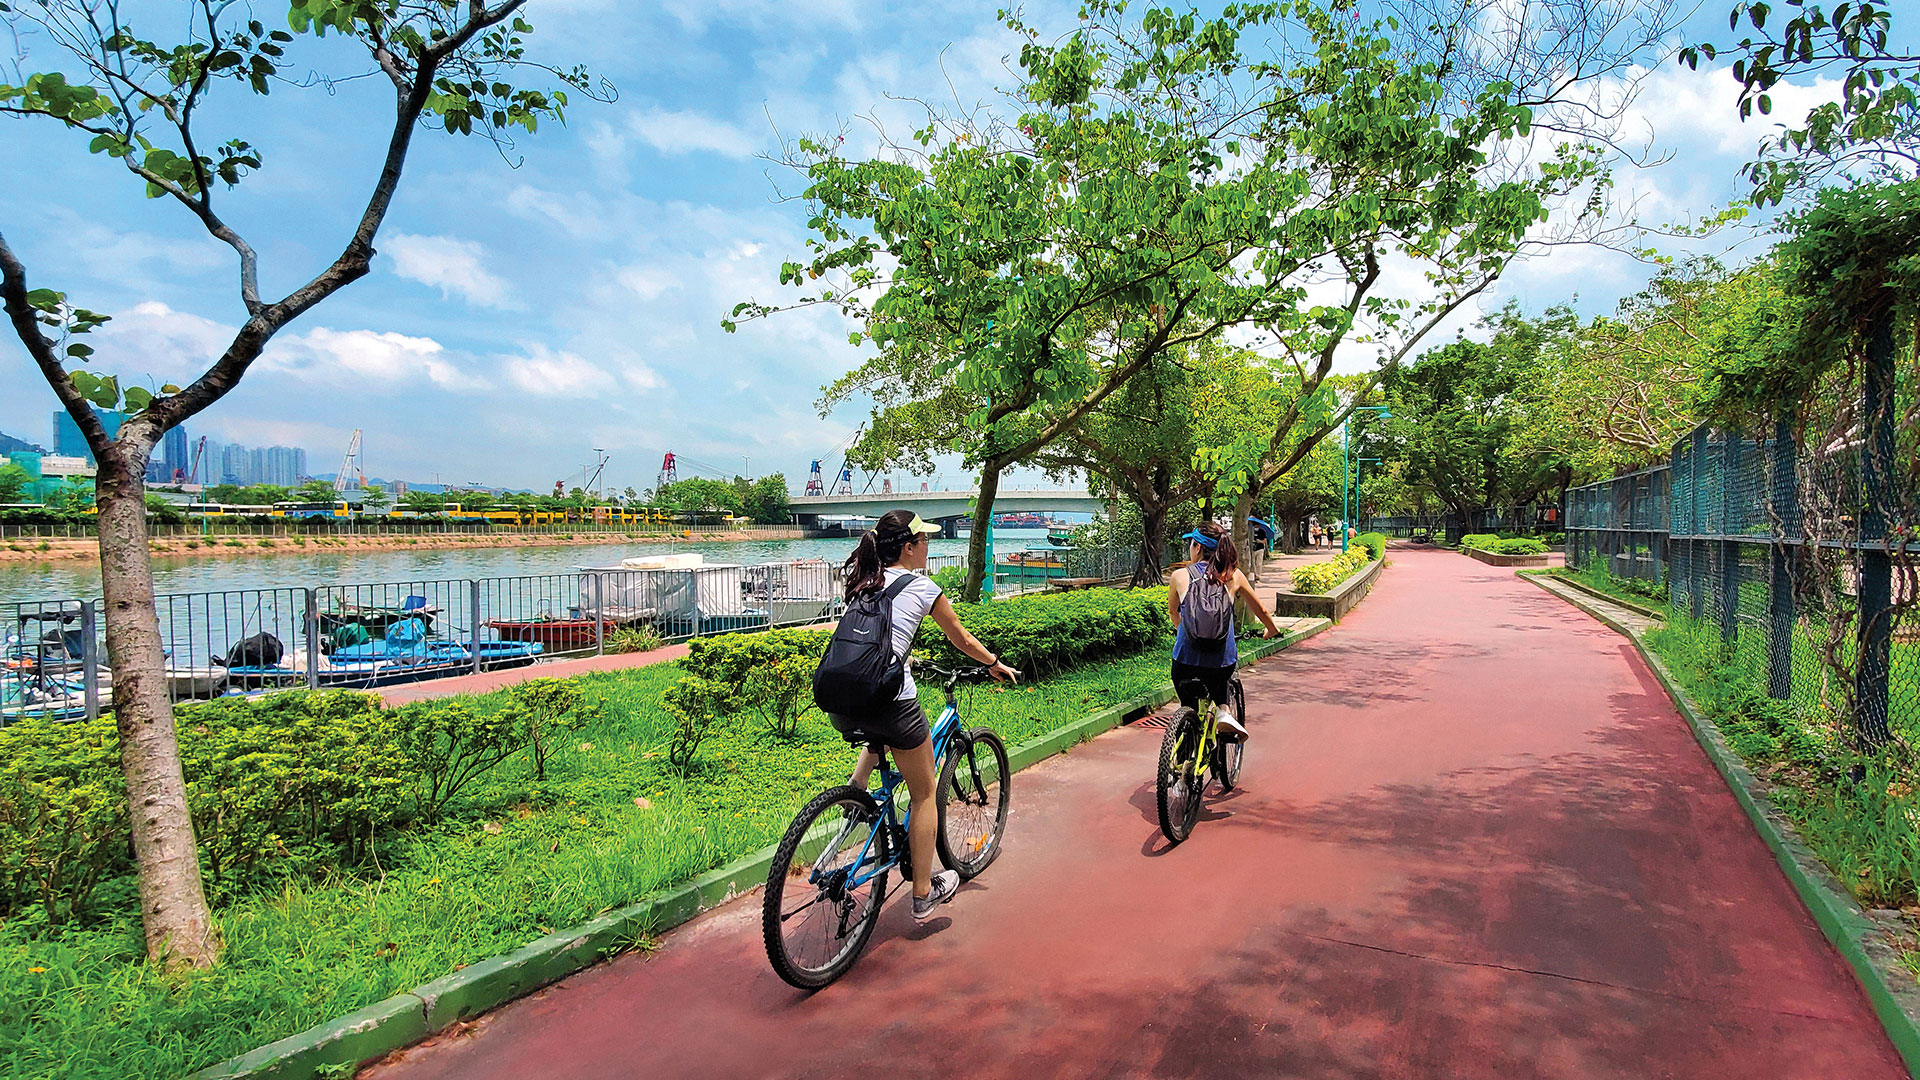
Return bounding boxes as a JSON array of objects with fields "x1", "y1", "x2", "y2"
[
  {"x1": 333, "y1": 430, "x2": 364, "y2": 493},
  {"x1": 186, "y1": 435, "x2": 207, "y2": 487},
  {"x1": 586, "y1": 449, "x2": 610, "y2": 501}
]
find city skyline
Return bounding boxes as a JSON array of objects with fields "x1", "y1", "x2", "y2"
[{"x1": 0, "y1": 3, "x2": 1805, "y2": 497}]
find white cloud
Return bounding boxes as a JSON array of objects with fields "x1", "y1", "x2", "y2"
[
  {"x1": 382, "y1": 233, "x2": 517, "y2": 309},
  {"x1": 280, "y1": 327, "x2": 494, "y2": 392},
  {"x1": 625, "y1": 106, "x2": 759, "y2": 159},
  {"x1": 499, "y1": 344, "x2": 661, "y2": 397},
  {"x1": 616, "y1": 264, "x2": 680, "y2": 300}
]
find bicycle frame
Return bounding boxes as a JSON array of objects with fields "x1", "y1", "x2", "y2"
[
  {"x1": 1175, "y1": 680, "x2": 1219, "y2": 769},
  {"x1": 812, "y1": 677, "x2": 969, "y2": 893}
]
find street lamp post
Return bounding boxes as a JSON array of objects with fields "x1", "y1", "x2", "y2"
[{"x1": 1342, "y1": 406, "x2": 1391, "y2": 552}]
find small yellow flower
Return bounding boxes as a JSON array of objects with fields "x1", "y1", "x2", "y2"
[
  {"x1": 28, "y1": 967, "x2": 46, "y2": 974},
  {"x1": 427, "y1": 878, "x2": 442, "y2": 886}
]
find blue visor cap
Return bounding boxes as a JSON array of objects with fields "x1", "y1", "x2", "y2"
[{"x1": 1180, "y1": 530, "x2": 1218, "y2": 549}]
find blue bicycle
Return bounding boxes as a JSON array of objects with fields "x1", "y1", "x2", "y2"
[{"x1": 762, "y1": 664, "x2": 1011, "y2": 989}]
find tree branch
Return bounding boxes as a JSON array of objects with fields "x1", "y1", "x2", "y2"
[{"x1": 0, "y1": 230, "x2": 114, "y2": 453}]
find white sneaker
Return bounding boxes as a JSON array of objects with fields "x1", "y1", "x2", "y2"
[
  {"x1": 1217, "y1": 712, "x2": 1248, "y2": 742},
  {"x1": 913, "y1": 870, "x2": 960, "y2": 921}
]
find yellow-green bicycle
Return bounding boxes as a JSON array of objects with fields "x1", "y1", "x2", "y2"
[{"x1": 1155, "y1": 675, "x2": 1246, "y2": 844}]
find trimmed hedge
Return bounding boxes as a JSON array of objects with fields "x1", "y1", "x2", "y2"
[
  {"x1": 1461, "y1": 533, "x2": 1548, "y2": 556},
  {"x1": 1354, "y1": 531, "x2": 1388, "y2": 560},
  {"x1": 681, "y1": 588, "x2": 1168, "y2": 680},
  {"x1": 914, "y1": 587, "x2": 1165, "y2": 675}
]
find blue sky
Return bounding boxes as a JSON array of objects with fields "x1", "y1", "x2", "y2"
[{"x1": 0, "y1": 0, "x2": 1852, "y2": 494}]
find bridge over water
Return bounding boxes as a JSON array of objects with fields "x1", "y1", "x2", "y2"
[{"x1": 789, "y1": 488, "x2": 1104, "y2": 537}]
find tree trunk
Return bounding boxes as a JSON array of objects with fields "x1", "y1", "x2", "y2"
[
  {"x1": 1136, "y1": 503, "x2": 1169, "y2": 586},
  {"x1": 1277, "y1": 509, "x2": 1306, "y2": 553},
  {"x1": 1231, "y1": 488, "x2": 1256, "y2": 569},
  {"x1": 96, "y1": 446, "x2": 220, "y2": 968},
  {"x1": 1132, "y1": 466, "x2": 1172, "y2": 586},
  {"x1": 962, "y1": 462, "x2": 1003, "y2": 602}
]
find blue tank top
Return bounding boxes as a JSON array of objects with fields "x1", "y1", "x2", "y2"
[{"x1": 1172, "y1": 572, "x2": 1237, "y2": 668}]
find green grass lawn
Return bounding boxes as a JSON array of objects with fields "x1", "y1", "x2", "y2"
[{"x1": 0, "y1": 641, "x2": 1184, "y2": 1080}]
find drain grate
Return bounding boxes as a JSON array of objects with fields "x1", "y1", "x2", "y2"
[{"x1": 1132, "y1": 714, "x2": 1173, "y2": 729}]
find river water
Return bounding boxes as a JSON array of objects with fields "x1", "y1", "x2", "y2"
[{"x1": 0, "y1": 531, "x2": 1057, "y2": 606}]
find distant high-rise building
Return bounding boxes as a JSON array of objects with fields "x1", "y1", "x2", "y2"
[
  {"x1": 221, "y1": 443, "x2": 251, "y2": 486},
  {"x1": 161, "y1": 426, "x2": 189, "y2": 482},
  {"x1": 387, "y1": 479, "x2": 409, "y2": 496},
  {"x1": 51, "y1": 408, "x2": 125, "y2": 464}
]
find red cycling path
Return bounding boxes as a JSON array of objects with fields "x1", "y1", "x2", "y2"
[{"x1": 362, "y1": 545, "x2": 1906, "y2": 1080}]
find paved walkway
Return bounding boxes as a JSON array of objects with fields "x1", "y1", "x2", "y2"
[
  {"x1": 362, "y1": 547, "x2": 1905, "y2": 1079},
  {"x1": 376, "y1": 642, "x2": 691, "y2": 706}
]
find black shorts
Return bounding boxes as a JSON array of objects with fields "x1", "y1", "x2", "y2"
[
  {"x1": 829, "y1": 695, "x2": 931, "y2": 751},
  {"x1": 1171, "y1": 660, "x2": 1236, "y2": 713}
]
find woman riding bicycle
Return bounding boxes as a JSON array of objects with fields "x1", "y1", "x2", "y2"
[
  {"x1": 835, "y1": 509, "x2": 1017, "y2": 920},
  {"x1": 1170, "y1": 519, "x2": 1280, "y2": 742}
]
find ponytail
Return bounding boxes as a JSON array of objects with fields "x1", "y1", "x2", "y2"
[
  {"x1": 1196, "y1": 520, "x2": 1237, "y2": 584},
  {"x1": 841, "y1": 508, "x2": 919, "y2": 599}
]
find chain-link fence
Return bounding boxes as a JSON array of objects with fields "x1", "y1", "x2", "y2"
[{"x1": 1565, "y1": 419, "x2": 1917, "y2": 752}]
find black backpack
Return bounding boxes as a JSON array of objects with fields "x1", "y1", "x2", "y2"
[{"x1": 813, "y1": 575, "x2": 916, "y2": 715}]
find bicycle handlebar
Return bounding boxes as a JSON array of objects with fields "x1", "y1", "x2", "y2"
[{"x1": 916, "y1": 662, "x2": 995, "y2": 684}]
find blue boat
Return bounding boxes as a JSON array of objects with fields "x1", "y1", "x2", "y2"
[{"x1": 220, "y1": 619, "x2": 543, "y2": 690}]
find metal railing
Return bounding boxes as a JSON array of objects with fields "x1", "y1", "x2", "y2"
[{"x1": 1, "y1": 554, "x2": 978, "y2": 725}]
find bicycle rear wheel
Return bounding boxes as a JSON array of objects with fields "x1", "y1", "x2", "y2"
[
  {"x1": 937, "y1": 728, "x2": 1010, "y2": 879},
  {"x1": 762, "y1": 785, "x2": 888, "y2": 990},
  {"x1": 1156, "y1": 708, "x2": 1204, "y2": 844}
]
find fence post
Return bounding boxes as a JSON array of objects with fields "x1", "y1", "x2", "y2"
[
  {"x1": 1688, "y1": 427, "x2": 1706, "y2": 622},
  {"x1": 471, "y1": 580, "x2": 484, "y2": 675},
  {"x1": 594, "y1": 574, "x2": 606, "y2": 656},
  {"x1": 1767, "y1": 418, "x2": 1796, "y2": 700},
  {"x1": 80, "y1": 600, "x2": 100, "y2": 720},
  {"x1": 1719, "y1": 433, "x2": 1740, "y2": 644},
  {"x1": 1855, "y1": 315, "x2": 1897, "y2": 748},
  {"x1": 303, "y1": 589, "x2": 319, "y2": 690}
]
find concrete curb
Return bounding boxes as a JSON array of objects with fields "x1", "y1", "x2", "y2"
[
  {"x1": 1271, "y1": 555, "x2": 1385, "y2": 622},
  {"x1": 189, "y1": 620, "x2": 1333, "y2": 1079},
  {"x1": 1522, "y1": 569, "x2": 1666, "y2": 621},
  {"x1": 1462, "y1": 546, "x2": 1550, "y2": 567},
  {"x1": 1525, "y1": 575, "x2": 1920, "y2": 1074}
]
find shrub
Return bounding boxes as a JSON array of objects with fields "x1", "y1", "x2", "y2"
[
  {"x1": 498, "y1": 677, "x2": 591, "y2": 781},
  {"x1": 607, "y1": 625, "x2": 665, "y2": 654},
  {"x1": 392, "y1": 699, "x2": 524, "y2": 822},
  {"x1": 1290, "y1": 548, "x2": 1370, "y2": 594},
  {"x1": 0, "y1": 716, "x2": 127, "y2": 926},
  {"x1": 1484, "y1": 537, "x2": 1547, "y2": 555},
  {"x1": 661, "y1": 676, "x2": 729, "y2": 775},
  {"x1": 1459, "y1": 533, "x2": 1501, "y2": 550},
  {"x1": 930, "y1": 564, "x2": 969, "y2": 595},
  {"x1": 913, "y1": 587, "x2": 1165, "y2": 675},
  {"x1": 681, "y1": 627, "x2": 831, "y2": 685},
  {"x1": 742, "y1": 654, "x2": 818, "y2": 739},
  {"x1": 1354, "y1": 532, "x2": 1388, "y2": 560},
  {"x1": 175, "y1": 691, "x2": 409, "y2": 894}
]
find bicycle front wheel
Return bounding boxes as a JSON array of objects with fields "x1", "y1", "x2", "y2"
[
  {"x1": 1156, "y1": 708, "x2": 1204, "y2": 844},
  {"x1": 937, "y1": 728, "x2": 1011, "y2": 879},
  {"x1": 762, "y1": 785, "x2": 889, "y2": 990}
]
